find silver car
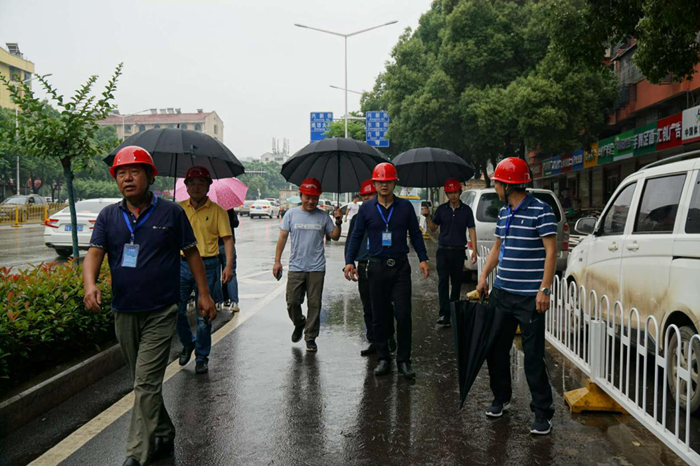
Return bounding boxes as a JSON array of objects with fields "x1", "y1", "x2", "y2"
[{"x1": 460, "y1": 188, "x2": 570, "y2": 274}]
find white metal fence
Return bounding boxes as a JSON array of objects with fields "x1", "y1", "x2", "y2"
[{"x1": 477, "y1": 246, "x2": 700, "y2": 465}]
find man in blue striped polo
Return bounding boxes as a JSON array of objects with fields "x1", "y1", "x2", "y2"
[{"x1": 476, "y1": 157, "x2": 557, "y2": 436}]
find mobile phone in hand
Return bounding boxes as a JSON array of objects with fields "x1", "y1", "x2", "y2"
[{"x1": 276, "y1": 269, "x2": 283, "y2": 281}]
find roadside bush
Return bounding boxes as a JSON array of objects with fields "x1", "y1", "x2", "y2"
[{"x1": 0, "y1": 261, "x2": 113, "y2": 385}]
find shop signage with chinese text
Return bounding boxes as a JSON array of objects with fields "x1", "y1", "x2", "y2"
[
  {"x1": 682, "y1": 104, "x2": 700, "y2": 144},
  {"x1": 614, "y1": 130, "x2": 634, "y2": 161},
  {"x1": 584, "y1": 143, "x2": 598, "y2": 169},
  {"x1": 633, "y1": 122, "x2": 657, "y2": 156},
  {"x1": 657, "y1": 112, "x2": 682, "y2": 151}
]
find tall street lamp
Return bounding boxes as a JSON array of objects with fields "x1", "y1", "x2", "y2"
[
  {"x1": 295, "y1": 21, "x2": 397, "y2": 138},
  {"x1": 15, "y1": 73, "x2": 52, "y2": 195},
  {"x1": 117, "y1": 108, "x2": 151, "y2": 140}
]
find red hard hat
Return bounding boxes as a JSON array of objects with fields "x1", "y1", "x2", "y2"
[
  {"x1": 185, "y1": 166, "x2": 212, "y2": 184},
  {"x1": 444, "y1": 178, "x2": 462, "y2": 193},
  {"x1": 299, "y1": 177, "x2": 322, "y2": 196},
  {"x1": 359, "y1": 179, "x2": 376, "y2": 195},
  {"x1": 491, "y1": 157, "x2": 532, "y2": 185},
  {"x1": 110, "y1": 146, "x2": 158, "y2": 178},
  {"x1": 372, "y1": 163, "x2": 398, "y2": 182}
]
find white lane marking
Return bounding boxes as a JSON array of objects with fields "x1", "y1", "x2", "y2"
[{"x1": 30, "y1": 279, "x2": 287, "y2": 466}]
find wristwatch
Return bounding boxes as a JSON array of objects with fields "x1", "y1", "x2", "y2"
[{"x1": 539, "y1": 287, "x2": 551, "y2": 296}]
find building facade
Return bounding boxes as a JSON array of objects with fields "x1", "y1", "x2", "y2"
[
  {"x1": 98, "y1": 108, "x2": 224, "y2": 143},
  {"x1": 530, "y1": 41, "x2": 700, "y2": 212},
  {"x1": 0, "y1": 43, "x2": 36, "y2": 111}
]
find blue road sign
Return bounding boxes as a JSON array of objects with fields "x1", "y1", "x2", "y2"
[
  {"x1": 365, "y1": 111, "x2": 389, "y2": 148},
  {"x1": 310, "y1": 112, "x2": 333, "y2": 142}
]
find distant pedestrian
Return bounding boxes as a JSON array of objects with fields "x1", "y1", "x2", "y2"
[
  {"x1": 273, "y1": 177, "x2": 342, "y2": 352},
  {"x1": 345, "y1": 163, "x2": 430, "y2": 379},
  {"x1": 219, "y1": 207, "x2": 240, "y2": 312},
  {"x1": 83, "y1": 146, "x2": 217, "y2": 466},
  {"x1": 345, "y1": 194, "x2": 361, "y2": 223},
  {"x1": 476, "y1": 157, "x2": 556, "y2": 435},
  {"x1": 423, "y1": 178, "x2": 477, "y2": 328},
  {"x1": 344, "y1": 179, "x2": 395, "y2": 357},
  {"x1": 177, "y1": 166, "x2": 234, "y2": 375}
]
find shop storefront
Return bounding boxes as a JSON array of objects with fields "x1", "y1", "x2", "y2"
[{"x1": 531, "y1": 105, "x2": 700, "y2": 212}]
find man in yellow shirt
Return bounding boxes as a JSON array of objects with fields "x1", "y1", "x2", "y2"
[{"x1": 177, "y1": 166, "x2": 234, "y2": 374}]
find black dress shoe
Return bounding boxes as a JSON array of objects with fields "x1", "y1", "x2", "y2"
[
  {"x1": 388, "y1": 336, "x2": 397, "y2": 353},
  {"x1": 195, "y1": 360, "x2": 208, "y2": 374},
  {"x1": 291, "y1": 317, "x2": 306, "y2": 343},
  {"x1": 179, "y1": 345, "x2": 194, "y2": 366},
  {"x1": 374, "y1": 359, "x2": 391, "y2": 376},
  {"x1": 397, "y1": 362, "x2": 416, "y2": 379},
  {"x1": 360, "y1": 344, "x2": 377, "y2": 356},
  {"x1": 151, "y1": 436, "x2": 174, "y2": 461},
  {"x1": 122, "y1": 458, "x2": 140, "y2": 466}
]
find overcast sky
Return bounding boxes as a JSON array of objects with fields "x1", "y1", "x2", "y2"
[{"x1": 0, "y1": 0, "x2": 432, "y2": 159}]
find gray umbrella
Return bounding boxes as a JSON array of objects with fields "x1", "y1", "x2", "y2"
[
  {"x1": 104, "y1": 128, "x2": 244, "y2": 179},
  {"x1": 393, "y1": 147, "x2": 474, "y2": 187},
  {"x1": 281, "y1": 138, "x2": 387, "y2": 194}
]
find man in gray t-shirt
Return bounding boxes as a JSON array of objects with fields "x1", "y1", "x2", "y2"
[{"x1": 273, "y1": 178, "x2": 342, "y2": 352}]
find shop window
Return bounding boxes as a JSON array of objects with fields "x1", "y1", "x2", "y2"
[
  {"x1": 634, "y1": 174, "x2": 686, "y2": 234},
  {"x1": 601, "y1": 182, "x2": 636, "y2": 236},
  {"x1": 685, "y1": 177, "x2": 700, "y2": 234}
]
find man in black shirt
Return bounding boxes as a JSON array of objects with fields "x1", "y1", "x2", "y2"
[{"x1": 423, "y1": 178, "x2": 477, "y2": 327}]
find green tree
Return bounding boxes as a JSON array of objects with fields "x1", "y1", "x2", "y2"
[
  {"x1": 0, "y1": 65, "x2": 123, "y2": 258},
  {"x1": 545, "y1": 0, "x2": 700, "y2": 83},
  {"x1": 238, "y1": 160, "x2": 291, "y2": 199},
  {"x1": 325, "y1": 111, "x2": 366, "y2": 140},
  {"x1": 73, "y1": 179, "x2": 122, "y2": 199}
]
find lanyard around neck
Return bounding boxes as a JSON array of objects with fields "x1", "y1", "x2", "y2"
[
  {"x1": 376, "y1": 203, "x2": 394, "y2": 231},
  {"x1": 122, "y1": 195, "x2": 158, "y2": 244}
]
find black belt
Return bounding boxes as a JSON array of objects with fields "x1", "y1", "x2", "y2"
[
  {"x1": 369, "y1": 256, "x2": 407, "y2": 267},
  {"x1": 439, "y1": 245, "x2": 466, "y2": 251}
]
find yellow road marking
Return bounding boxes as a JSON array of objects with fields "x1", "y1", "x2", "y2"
[{"x1": 30, "y1": 279, "x2": 287, "y2": 466}]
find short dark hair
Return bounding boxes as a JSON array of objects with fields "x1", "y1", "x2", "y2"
[{"x1": 353, "y1": 195, "x2": 360, "y2": 200}]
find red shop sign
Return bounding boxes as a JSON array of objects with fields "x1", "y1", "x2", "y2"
[
  {"x1": 561, "y1": 153, "x2": 573, "y2": 173},
  {"x1": 657, "y1": 112, "x2": 682, "y2": 151}
]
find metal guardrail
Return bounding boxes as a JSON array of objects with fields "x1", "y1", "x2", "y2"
[
  {"x1": 0, "y1": 203, "x2": 66, "y2": 226},
  {"x1": 477, "y1": 246, "x2": 699, "y2": 465}
]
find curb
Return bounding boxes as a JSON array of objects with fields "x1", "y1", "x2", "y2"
[{"x1": 0, "y1": 344, "x2": 125, "y2": 438}]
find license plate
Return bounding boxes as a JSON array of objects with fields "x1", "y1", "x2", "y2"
[{"x1": 65, "y1": 225, "x2": 83, "y2": 232}]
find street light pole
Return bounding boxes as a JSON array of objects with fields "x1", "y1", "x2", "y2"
[
  {"x1": 295, "y1": 21, "x2": 397, "y2": 139},
  {"x1": 119, "y1": 108, "x2": 150, "y2": 140},
  {"x1": 15, "y1": 73, "x2": 52, "y2": 195}
]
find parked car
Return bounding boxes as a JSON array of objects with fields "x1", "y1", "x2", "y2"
[
  {"x1": 0, "y1": 194, "x2": 48, "y2": 222},
  {"x1": 240, "y1": 200, "x2": 255, "y2": 216},
  {"x1": 250, "y1": 199, "x2": 280, "y2": 219},
  {"x1": 44, "y1": 198, "x2": 121, "y2": 257},
  {"x1": 317, "y1": 199, "x2": 333, "y2": 214},
  {"x1": 566, "y1": 152, "x2": 700, "y2": 413},
  {"x1": 460, "y1": 188, "x2": 570, "y2": 275}
]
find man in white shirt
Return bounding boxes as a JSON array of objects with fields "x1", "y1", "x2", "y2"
[{"x1": 345, "y1": 195, "x2": 361, "y2": 223}]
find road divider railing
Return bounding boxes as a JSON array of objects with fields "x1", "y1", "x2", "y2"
[
  {"x1": 0, "y1": 202, "x2": 67, "y2": 226},
  {"x1": 477, "y1": 246, "x2": 699, "y2": 465}
]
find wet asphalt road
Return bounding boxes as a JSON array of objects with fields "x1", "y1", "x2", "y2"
[
  {"x1": 2, "y1": 216, "x2": 690, "y2": 465},
  {"x1": 0, "y1": 224, "x2": 67, "y2": 270}
]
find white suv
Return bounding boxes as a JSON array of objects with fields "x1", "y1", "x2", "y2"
[
  {"x1": 460, "y1": 188, "x2": 570, "y2": 275},
  {"x1": 566, "y1": 151, "x2": 700, "y2": 413}
]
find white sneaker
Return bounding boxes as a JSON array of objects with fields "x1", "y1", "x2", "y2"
[{"x1": 230, "y1": 301, "x2": 240, "y2": 312}]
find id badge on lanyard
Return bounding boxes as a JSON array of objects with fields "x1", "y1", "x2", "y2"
[
  {"x1": 376, "y1": 204, "x2": 394, "y2": 248},
  {"x1": 121, "y1": 195, "x2": 157, "y2": 268}
]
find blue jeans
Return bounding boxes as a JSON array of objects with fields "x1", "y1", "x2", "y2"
[
  {"x1": 176, "y1": 257, "x2": 222, "y2": 363},
  {"x1": 219, "y1": 244, "x2": 238, "y2": 303}
]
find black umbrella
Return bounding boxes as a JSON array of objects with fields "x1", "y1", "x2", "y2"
[
  {"x1": 104, "y1": 128, "x2": 244, "y2": 179},
  {"x1": 281, "y1": 138, "x2": 387, "y2": 195},
  {"x1": 451, "y1": 297, "x2": 498, "y2": 409},
  {"x1": 393, "y1": 147, "x2": 474, "y2": 188}
]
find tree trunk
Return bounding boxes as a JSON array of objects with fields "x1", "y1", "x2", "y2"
[{"x1": 62, "y1": 159, "x2": 80, "y2": 261}]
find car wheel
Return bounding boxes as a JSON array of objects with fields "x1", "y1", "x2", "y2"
[
  {"x1": 55, "y1": 248, "x2": 72, "y2": 259},
  {"x1": 667, "y1": 325, "x2": 700, "y2": 415}
]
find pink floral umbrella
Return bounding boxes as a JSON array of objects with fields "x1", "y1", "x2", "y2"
[{"x1": 174, "y1": 177, "x2": 248, "y2": 210}]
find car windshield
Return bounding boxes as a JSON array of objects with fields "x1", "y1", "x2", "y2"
[{"x1": 2, "y1": 197, "x2": 27, "y2": 205}]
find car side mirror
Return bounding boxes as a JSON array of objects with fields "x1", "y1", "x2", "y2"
[{"x1": 575, "y1": 217, "x2": 596, "y2": 235}]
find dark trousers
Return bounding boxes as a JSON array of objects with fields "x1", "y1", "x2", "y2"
[
  {"x1": 436, "y1": 247, "x2": 466, "y2": 320},
  {"x1": 358, "y1": 261, "x2": 394, "y2": 343},
  {"x1": 486, "y1": 288, "x2": 554, "y2": 419},
  {"x1": 368, "y1": 257, "x2": 412, "y2": 363}
]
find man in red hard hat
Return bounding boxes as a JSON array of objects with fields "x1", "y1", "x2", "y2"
[
  {"x1": 476, "y1": 157, "x2": 557, "y2": 435},
  {"x1": 273, "y1": 177, "x2": 342, "y2": 352},
  {"x1": 345, "y1": 163, "x2": 430, "y2": 379},
  {"x1": 423, "y1": 177, "x2": 477, "y2": 328},
  {"x1": 344, "y1": 179, "x2": 396, "y2": 357},
  {"x1": 176, "y1": 166, "x2": 234, "y2": 375},
  {"x1": 84, "y1": 146, "x2": 217, "y2": 466}
]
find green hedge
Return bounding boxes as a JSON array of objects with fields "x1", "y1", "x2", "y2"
[{"x1": 0, "y1": 261, "x2": 113, "y2": 385}]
